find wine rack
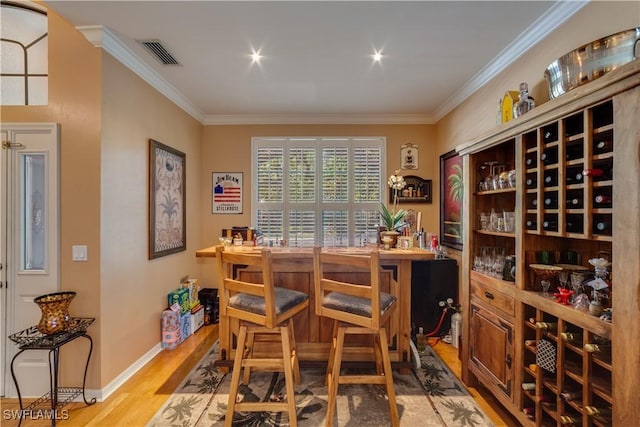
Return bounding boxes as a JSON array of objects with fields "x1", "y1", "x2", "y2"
[
  {"x1": 520, "y1": 303, "x2": 612, "y2": 426},
  {"x1": 459, "y1": 60, "x2": 640, "y2": 426}
]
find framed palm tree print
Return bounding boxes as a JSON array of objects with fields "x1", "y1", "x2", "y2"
[
  {"x1": 149, "y1": 139, "x2": 186, "y2": 259},
  {"x1": 440, "y1": 150, "x2": 463, "y2": 250}
]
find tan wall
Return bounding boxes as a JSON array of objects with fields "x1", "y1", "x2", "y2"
[
  {"x1": 198, "y1": 124, "x2": 437, "y2": 287},
  {"x1": 99, "y1": 54, "x2": 203, "y2": 386}
]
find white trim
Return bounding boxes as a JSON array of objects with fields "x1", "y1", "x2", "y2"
[
  {"x1": 84, "y1": 342, "x2": 163, "y2": 402},
  {"x1": 204, "y1": 113, "x2": 434, "y2": 125},
  {"x1": 74, "y1": 3, "x2": 585, "y2": 126}
]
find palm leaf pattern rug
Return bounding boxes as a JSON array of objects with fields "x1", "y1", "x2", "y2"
[{"x1": 147, "y1": 341, "x2": 495, "y2": 427}]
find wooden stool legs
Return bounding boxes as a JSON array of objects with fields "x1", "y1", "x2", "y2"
[
  {"x1": 324, "y1": 322, "x2": 399, "y2": 427},
  {"x1": 225, "y1": 321, "x2": 299, "y2": 427}
]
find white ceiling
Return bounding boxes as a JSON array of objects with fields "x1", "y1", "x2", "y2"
[{"x1": 46, "y1": 1, "x2": 586, "y2": 124}]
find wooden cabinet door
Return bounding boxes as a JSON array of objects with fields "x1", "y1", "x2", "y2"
[{"x1": 470, "y1": 304, "x2": 513, "y2": 399}]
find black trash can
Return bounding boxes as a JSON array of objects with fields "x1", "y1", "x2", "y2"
[{"x1": 198, "y1": 288, "x2": 219, "y2": 325}]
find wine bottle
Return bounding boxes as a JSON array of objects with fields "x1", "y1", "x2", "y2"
[
  {"x1": 522, "y1": 407, "x2": 534, "y2": 419},
  {"x1": 535, "y1": 321, "x2": 558, "y2": 331},
  {"x1": 560, "y1": 390, "x2": 582, "y2": 401},
  {"x1": 584, "y1": 405, "x2": 612, "y2": 417},
  {"x1": 560, "y1": 332, "x2": 582, "y2": 343},
  {"x1": 565, "y1": 145, "x2": 583, "y2": 161},
  {"x1": 530, "y1": 199, "x2": 538, "y2": 208},
  {"x1": 566, "y1": 198, "x2": 583, "y2": 208},
  {"x1": 526, "y1": 220, "x2": 537, "y2": 229},
  {"x1": 541, "y1": 150, "x2": 557, "y2": 165},
  {"x1": 594, "y1": 194, "x2": 612, "y2": 206},
  {"x1": 584, "y1": 343, "x2": 612, "y2": 353},
  {"x1": 544, "y1": 172, "x2": 557, "y2": 187},
  {"x1": 521, "y1": 382, "x2": 536, "y2": 391},
  {"x1": 526, "y1": 177, "x2": 536, "y2": 188},
  {"x1": 543, "y1": 220, "x2": 558, "y2": 230},
  {"x1": 566, "y1": 172, "x2": 583, "y2": 184},
  {"x1": 594, "y1": 220, "x2": 611, "y2": 233},
  {"x1": 560, "y1": 415, "x2": 580, "y2": 425},
  {"x1": 565, "y1": 221, "x2": 583, "y2": 233},
  {"x1": 544, "y1": 196, "x2": 558, "y2": 208},
  {"x1": 543, "y1": 129, "x2": 557, "y2": 143},
  {"x1": 583, "y1": 167, "x2": 612, "y2": 181},
  {"x1": 524, "y1": 339, "x2": 537, "y2": 347},
  {"x1": 525, "y1": 156, "x2": 537, "y2": 168},
  {"x1": 594, "y1": 139, "x2": 613, "y2": 153}
]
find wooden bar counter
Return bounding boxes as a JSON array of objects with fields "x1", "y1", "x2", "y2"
[{"x1": 196, "y1": 245, "x2": 434, "y2": 371}]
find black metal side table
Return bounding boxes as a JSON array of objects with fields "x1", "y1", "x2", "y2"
[{"x1": 9, "y1": 318, "x2": 97, "y2": 427}]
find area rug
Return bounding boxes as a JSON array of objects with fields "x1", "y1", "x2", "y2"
[{"x1": 147, "y1": 341, "x2": 495, "y2": 427}]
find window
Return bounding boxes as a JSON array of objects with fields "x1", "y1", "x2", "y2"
[
  {"x1": 252, "y1": 137, "x2": 385, "y2": 247},
  {"x1": 1, "y1": 1, "x2": 48, "y2": 105}
]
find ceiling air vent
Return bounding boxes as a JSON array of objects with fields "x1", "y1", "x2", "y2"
[{"x1": 139, "y1": 39, "x2": 181, "y2": 66}]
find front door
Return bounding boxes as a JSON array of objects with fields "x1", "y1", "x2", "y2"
[{"x1": 1, "y1": 123, "x2": 59, "y2": 397}]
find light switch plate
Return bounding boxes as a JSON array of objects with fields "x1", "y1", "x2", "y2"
[{"x1": 72, "y1": 245, "x2": 88, "y2": 261}]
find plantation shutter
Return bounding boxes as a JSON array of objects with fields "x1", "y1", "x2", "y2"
[{"x1": 253, "y1": 137, "x2": 385, "y2": 246}]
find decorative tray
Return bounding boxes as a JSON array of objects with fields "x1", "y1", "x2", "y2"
[{"x1": 9, "y1": 317, "x2": 95, "y2": 348}]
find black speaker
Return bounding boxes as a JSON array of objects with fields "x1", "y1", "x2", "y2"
[
  {"x1": 410, "y1": 258, "x2": 458, "y2": 337},
  {"x1": 198, "y1": 288, "x2": 219, "y2": 325}
]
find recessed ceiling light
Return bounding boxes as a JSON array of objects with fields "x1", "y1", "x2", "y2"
[
  {"x1": 251, "y1": 50, "x2": 262, "y2": 64},
  {"x1": 372, "y1": 50, "x2": 383, "y2": 62}
]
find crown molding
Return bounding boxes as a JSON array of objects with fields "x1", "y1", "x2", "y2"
[
  {"x1": 433, "y1": 1, "x2": 588, "y2": 122},
  {"x1": 75, "y1": 1, "x2": 587, "y2": 126},
  {"x1": 75, "y1": 25, "x2": 206, "y2": 123},
  {"x1": 202, "y1": 113, "x2": 435, "y2": 126}
]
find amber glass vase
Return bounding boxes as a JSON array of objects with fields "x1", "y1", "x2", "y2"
[{"x1": 34, "y1": 291, "x2": 76, "y2": 335}]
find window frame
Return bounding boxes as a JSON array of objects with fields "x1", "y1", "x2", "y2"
[{"x1": 252, "y1": 136, "x2": 386, "y2": 247}]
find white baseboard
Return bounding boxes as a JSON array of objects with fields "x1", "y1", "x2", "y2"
[{"x1": 82, "y1": 342, "x2": 163, "y2": 402}]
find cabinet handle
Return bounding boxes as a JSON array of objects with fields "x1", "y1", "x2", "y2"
[
  {"x1": 506, "y1": 354, "x2": 512, "y2": 368},
  {"x1": 484, "y1": 291, "x2": 494, "y2": 300}
]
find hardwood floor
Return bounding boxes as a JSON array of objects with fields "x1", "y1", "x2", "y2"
[{"x1": 1, "y1": 325, "x2": 517, "y2": 426}]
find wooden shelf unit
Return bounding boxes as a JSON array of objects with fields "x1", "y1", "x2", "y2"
[{"x1": 457, "y1": 60, "x2": 640, "y2": 426}]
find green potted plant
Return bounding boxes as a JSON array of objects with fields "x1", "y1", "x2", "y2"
[{"x1": 380, "y1": 170, "x2": 407, "y2": 247}]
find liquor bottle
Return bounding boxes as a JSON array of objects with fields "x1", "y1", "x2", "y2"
[
  {"x1": 584, "y1": 342, "x2": 612, "y2": 353},
  {"x1": 560, "y1": 390, "x2": 582, "y2": 401},
  {"x1": 541, "y1": 150, "x2": 557, "y2": 165},
  {"x1": 544, "y1": 196, "x2": 558, "y2": 208},
  {"x1": 560, "y1": 415, "x2": 580, "y2": 425},
  {"x1": 584, "y1": 406, "x2": 612, "y2": 417},
  {"x1": 566, "y1": 172, "x2": 583, "y2": 184},
  {"x1": 543, "y1": 220, "x2": 558, "y2": 230},
  {"x1": 560, "y1": 332, "x2": 582, "y2": 343},
  {"x1": 544, "y1": 172, "x2": 557, "y2": 187},
  {"x1": 594, "y1": 220, "x2": 611, "y2": 233},
  {"x1": 566, "y1": 198, "x2": 583, "y2": 209},
  {"x1": 526, "y1": 220, "x2": 537, "y2": 229},
  {"x1": 594, "y1": 194, "x2": 612, "y2": 206},
  {"x1": 521, "y1": 382, "x2": 536, "y2": 391},
  {"x1": 594, "y1": 139, "x2": 613, "y2": 153},
  {"x1": 513, "y1": 82, "x2": 535, "y2": 118},
  {"x1": 535, "y1": 321, "x2": 558, "y2": 331}
]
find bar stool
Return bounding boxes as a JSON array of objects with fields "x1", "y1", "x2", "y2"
[
  {"x1": 312, "y1": 247, "x2": 399, "y2": 427},
  {"x1": 216, "y1": 246, "x2": 309, "y2": 427}
]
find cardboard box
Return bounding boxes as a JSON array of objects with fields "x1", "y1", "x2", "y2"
[
  {"x1": 168, "y1": 288, "x2": 190, "y2": 314},
  {"x1": 179, "y1": 312, "x2": 191, "y2": 342},
  {"x1": 190, "y1": 304, "x2": 204, "y2": 333},
  {"x1": 161, "y1": 304, "x2": 182, "y2": 350}
]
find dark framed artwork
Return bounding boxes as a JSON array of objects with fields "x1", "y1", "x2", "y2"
[
  {"x1": 440, "y1": 150, "x2": 463, "y2": 250},
  {"x1": 149, "y1": 139, "x2": 186, "y2": 259}
]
